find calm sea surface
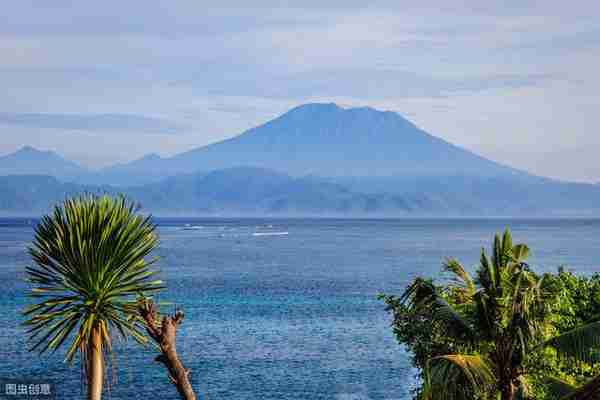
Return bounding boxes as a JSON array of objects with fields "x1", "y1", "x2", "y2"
[{"x1": 1, "y1": 218, "x2": 599, "y2": 399}]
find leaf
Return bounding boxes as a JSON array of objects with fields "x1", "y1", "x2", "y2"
[
  {"x1": 544, "y1": 376, "x2": 577, "y2": 399},
  {"x1": 545, "y1": 321, "x2": 600, "y2": 363},
  {"x1": 559, "y1": 375, "x2": 600, "y2": 400},
  {"x1": 443, "y1": 258, "x2": 476, "y2": 298},
  {"x1": 512, "y1": 244, "x2": 530, "y2": 262},
  {"x1": 423, "y1": 354, "x2": 495, "y2": 400},
  {"x1": 401, "y1": 278, "x2": 476, "y2": 341}
]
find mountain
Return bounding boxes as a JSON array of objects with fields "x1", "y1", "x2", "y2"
[
  {"x1": 3, "y1": 168, "x2": 600, "y2": 217},
  {"x1": 0, "y1": 175, "x2": 101, "y2": 214},
  {"x1": 86, "y1": 153, "x2": 166, "y2": 186},
  {"x1": 0, "y1": 170, "x2": 450, "y2": 216},
  {"x1": 0, "y1": 146, "x2": 86, "y2": 180},
  {"x1": 95, "y1": 103, "x2": 526, "y2": 185},
  {"x1": 5, "y1": 103, "x2": 600, "y2": 216}
]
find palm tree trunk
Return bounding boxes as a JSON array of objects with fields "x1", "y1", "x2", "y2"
[
  {"x1": 87, "y1": 325, "x2": 103, "y2": 400},
  {"x1": 500, "y1": 382, "x2": 515, "y2": 400}
]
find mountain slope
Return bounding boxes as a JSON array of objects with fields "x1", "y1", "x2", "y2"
[
  {"x1": 96, "y1": 103, "x2": 527, "y2": 185},
  {"x1": 3, "y1": 168, "x2": 600, "y2": 216},
  {"x1": 0, "y1": 175, "x2": 100, "y2": 213},
  {"x1": 0, "y1": 146, "x2": 86, "y2": 180},
  {"x1": 84, "y1": 153, "x2": 167, "y2": 186},
  {"x1": 0, "y1": 169, "x2": 449, "y2": 216}
]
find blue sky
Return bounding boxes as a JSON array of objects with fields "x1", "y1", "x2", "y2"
[{"x1": 1, "y1": 1, "x2": 599, "y2": 181}]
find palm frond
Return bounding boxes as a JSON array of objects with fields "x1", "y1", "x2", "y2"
[
  {"x1": 477, "y1": 248, "x2": 497, "y2": 296},
  {"x1": 443, "y1": 258, "x2": 476, "y2": 300},
  {"x1": 501, "y1": 229, "x2": 513, "y2": 262},
  {"x1": 545, "y1": 321, "x2": 600, "y2": 364},
  {"x1": 512, "y1": 244, "x2": 530, "y2": 262},
  {"x1": 423, "y1": 354, "x2": 495, "y2": 400},
  {"x1": 401, "y1": 278, "x2": 475, "y2": 341},
  {"x1": 559, "y1": 375, "x2": 600, "y2": 400},
  {"x1": 544, "y1": 377, "x2": 578, "y2": 399}
]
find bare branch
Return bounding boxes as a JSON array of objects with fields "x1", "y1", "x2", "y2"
[{"x1": 138, "y1": 299, "x2": 197, "y2": 400}]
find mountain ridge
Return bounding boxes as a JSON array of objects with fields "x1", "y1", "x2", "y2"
[
  {"x1": 1, "y1": 104, "x2": 531, "y2": 185},
  {"x1": 3, "y1": 103, "x2": 597, "y2": 216},
  {"x1": 2, "y1": 168, "x2": 600, "y2": 217},
  {"x1": 0, "y1": 146, "x2": 86, "y2": 179},
  {"x1": 0, "y1": 169, "x2": 447, "y2": 216}
]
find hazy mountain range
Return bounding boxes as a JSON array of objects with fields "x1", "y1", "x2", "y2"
[
  {"x1": 1, "y1": 103, "x2": 599, "y2": 216},
  {"x1": 0, "y1": 145, "x2": 85, "y2": 180}
]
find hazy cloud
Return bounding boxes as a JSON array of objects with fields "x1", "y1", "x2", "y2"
[{"x1": 0, "y1": 113, "x2": 183, "y2": 134}]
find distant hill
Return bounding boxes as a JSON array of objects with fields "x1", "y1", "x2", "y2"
[
  {"x1": 3, "y1": 168, "x2": 600, "y2": 216},
  {"x1": 0, "y1": 170, "x2": 449, "y2": 216},
  {"x1": 0, "y1": 146, "x2": 86, "y2": 181},
  {"x1": 125, "y1": 167, "x2": 453, "y2": 215},
  {"x1": 87, "y1": 153, "x2": 167, "y2": 186},
  {"x1": 0, "y1": 175, "x2": 103, "y2": 214},
  {"x1": 93, "y1": 103, "x2": 527, "y2": 185}
]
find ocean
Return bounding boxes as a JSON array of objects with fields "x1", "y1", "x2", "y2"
[{"x1": 1, "y1": 218, "x2": 599, "y2": 399}]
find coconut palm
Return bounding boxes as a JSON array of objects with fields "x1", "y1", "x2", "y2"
[
  {"x1": 400, "y1": 230, "x2": 600, "y2": 400},
  {"x1": 401, "y1": 230, "x2": 557, "y2": 400},
  {"x1": 23, "y1": 195, "x2": 164, "y2": 400}
]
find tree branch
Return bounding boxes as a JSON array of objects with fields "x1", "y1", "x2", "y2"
[{"x1": 138, "y1": 299, "x2": 197, "y2": 400}]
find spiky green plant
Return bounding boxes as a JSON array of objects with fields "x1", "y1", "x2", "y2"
[{"x1": 23, "y1": 195, "x2": 164, "y2": 400}]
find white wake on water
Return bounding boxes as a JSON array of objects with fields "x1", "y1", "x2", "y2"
[{"x1": 252, "y1": 231, "x2": 289, "y2": 236}]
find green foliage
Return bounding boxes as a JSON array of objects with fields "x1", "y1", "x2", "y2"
[
  {"x1": 541, "y1": 269, "x2": 600, "y2": 392},
  {"x1": 23, "y1": 195, "x2": 164, "y2": 363},
  {"x1": 381, "y1": 230, "x2": 600, "y2": 400}
]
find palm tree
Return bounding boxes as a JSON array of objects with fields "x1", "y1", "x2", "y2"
[
  {"x1": 398, "y1": 230, "x2": 600, "y2": 400},
  {"x1": 400, "y1": 230, "x2": 557, "y2": 400},
  {"x1": 23, "y1": 195, "x2": 164, "y2": 400}
]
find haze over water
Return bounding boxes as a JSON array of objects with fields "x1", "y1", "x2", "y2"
[{"x1": 1, "y1": 217, "x2": 599, "y2": 399}]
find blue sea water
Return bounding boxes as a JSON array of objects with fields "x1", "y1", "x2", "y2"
[{"x1": 1, "y1": 218, "x2": 599, "y2": 399}]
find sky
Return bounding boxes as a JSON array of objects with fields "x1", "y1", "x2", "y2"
[{"x1": 1, "y1": 1, "x2": 599, "y2": 182}]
